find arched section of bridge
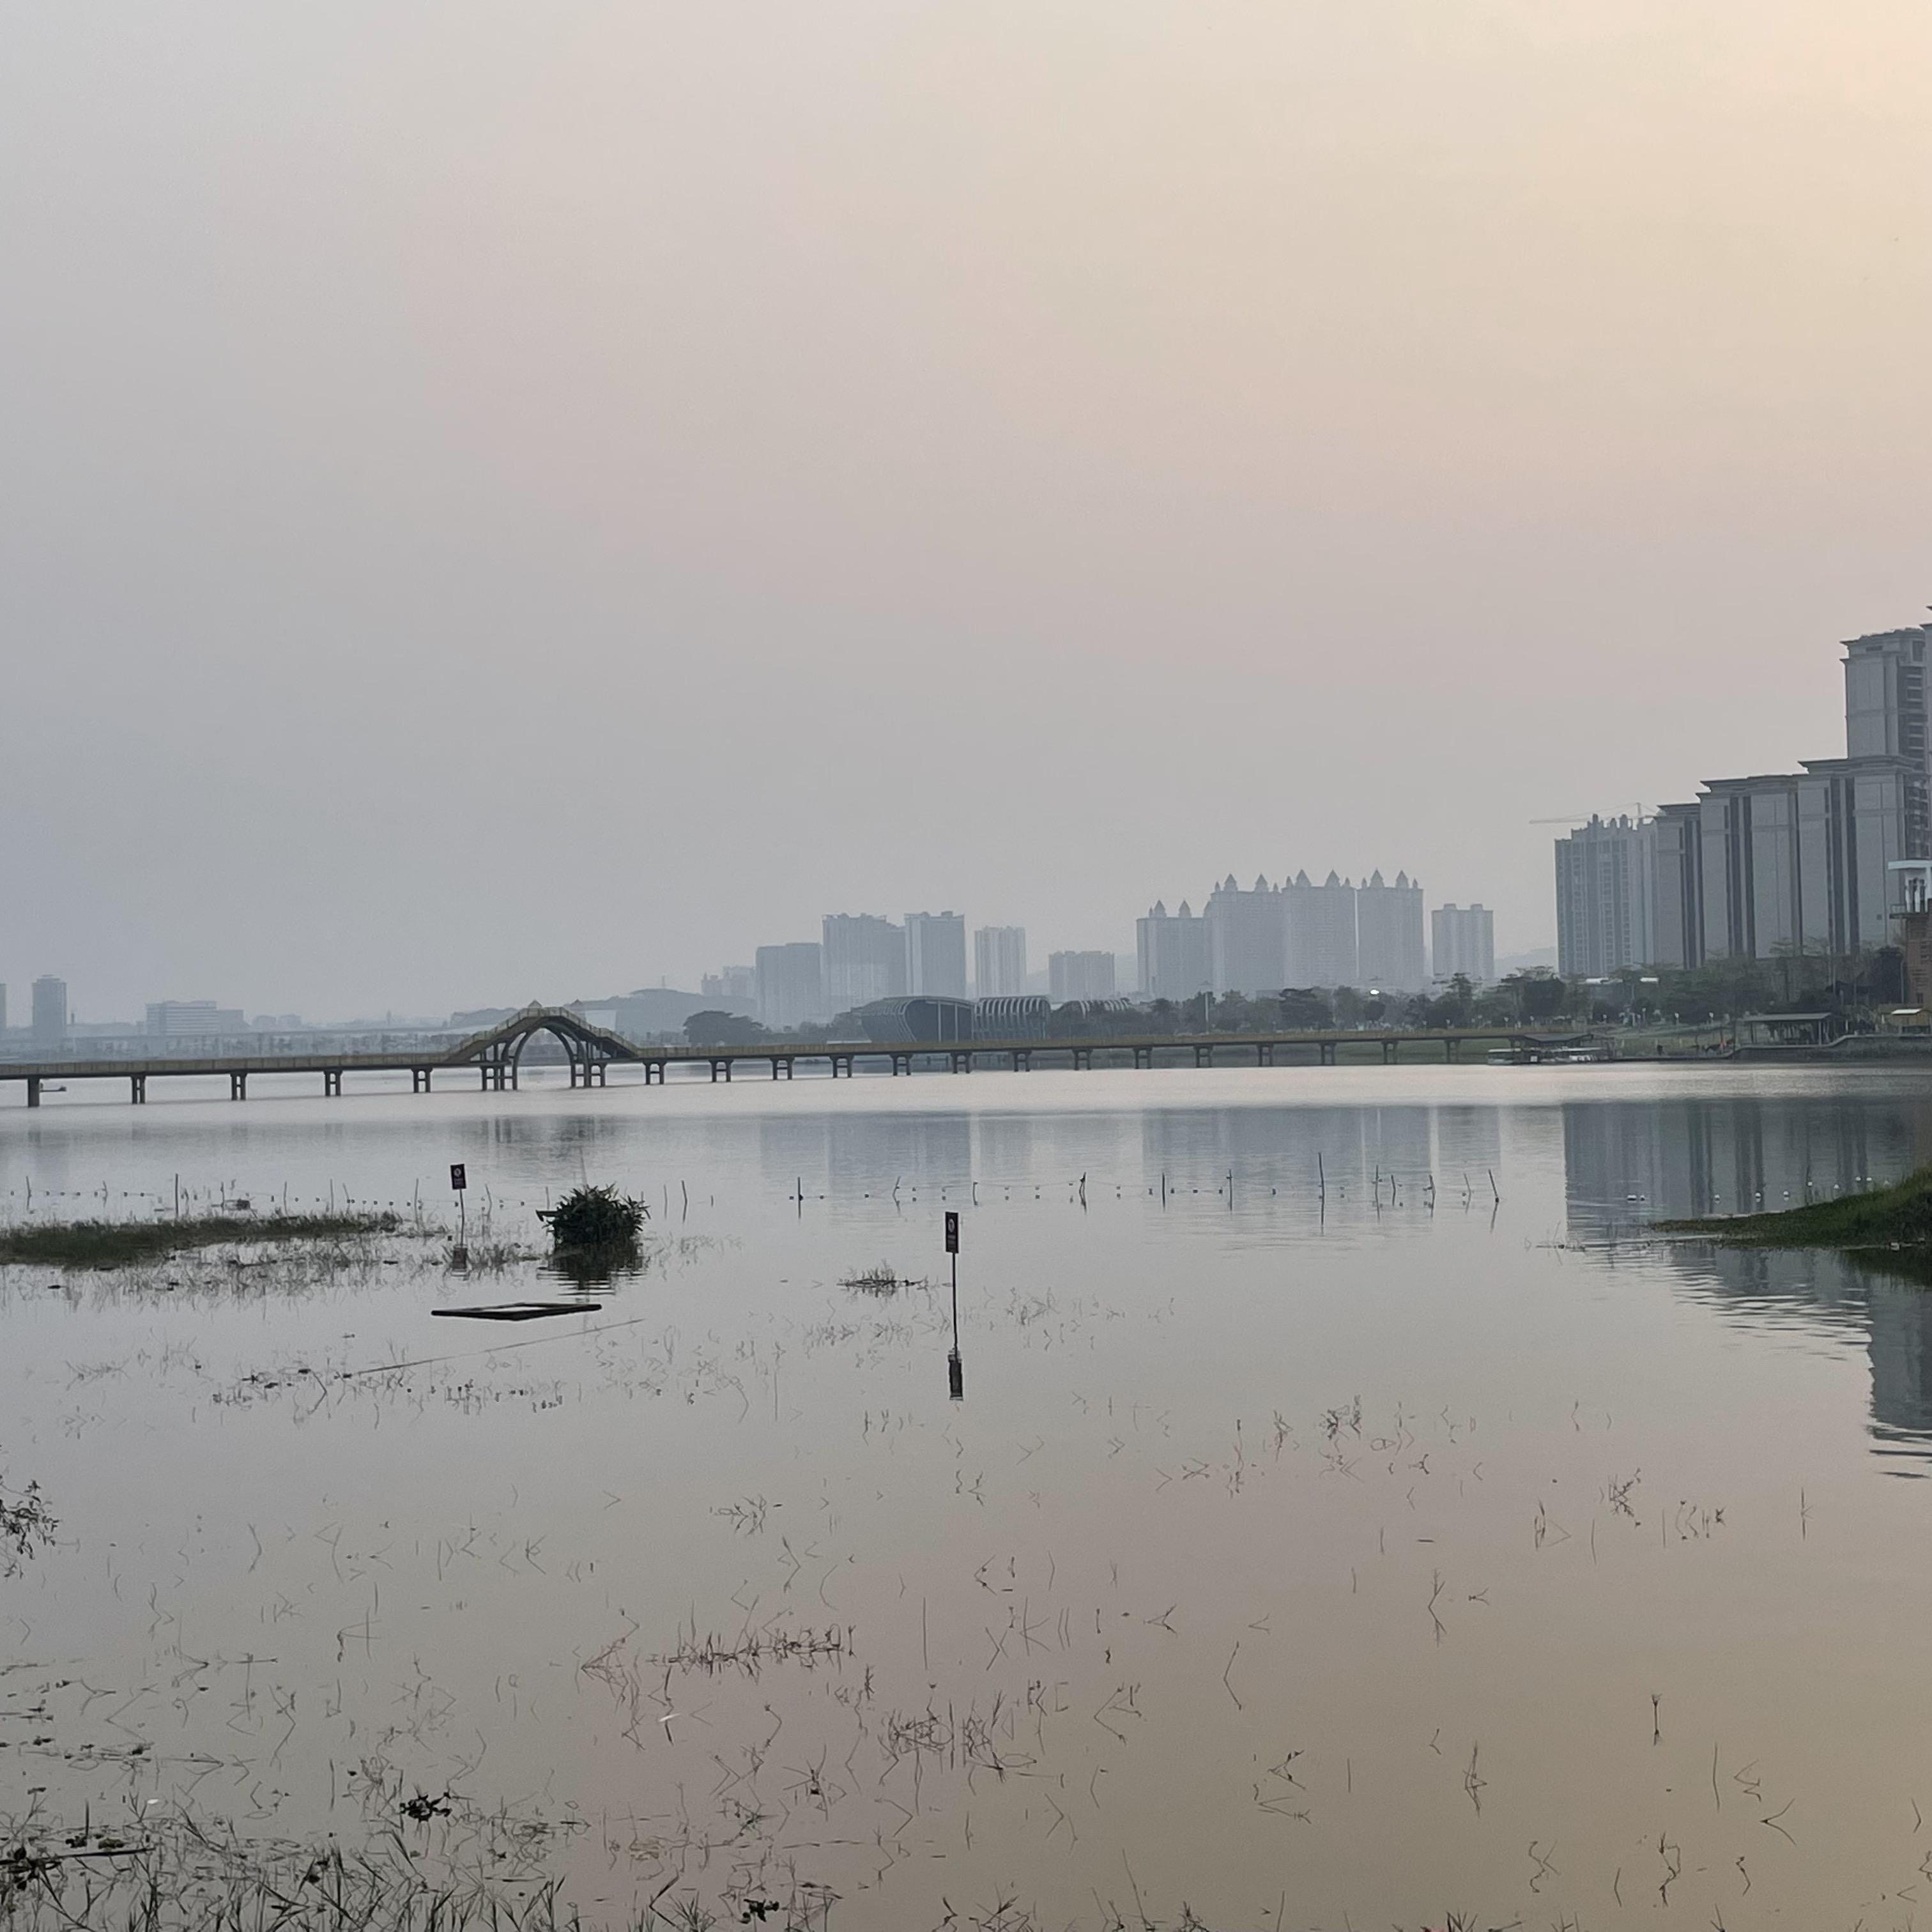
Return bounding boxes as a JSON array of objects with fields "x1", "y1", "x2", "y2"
[{"x1": 440, "y1": 1006, "x2": 644, "y2": 1092}]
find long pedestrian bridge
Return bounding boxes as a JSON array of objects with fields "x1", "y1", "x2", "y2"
[{"x1": 0, "y1": 1004, "x2": 1584, "y2": 1107}]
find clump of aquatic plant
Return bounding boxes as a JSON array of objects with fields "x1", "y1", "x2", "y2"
[
  {"x1": 537, "y1": 1184, "x2": 647, "y2": 1256},
  {"x1": 0, "y1": 1468, "x2": 55, "y2": 1575},
  {"x1": 840, "y1": 1262, "x2": 901, "y2": 1296}
]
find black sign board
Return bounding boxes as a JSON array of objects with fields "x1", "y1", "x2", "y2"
[
  {"x1": 944, "y1": 1211, "x2": 959, "y2": 1254},
  {"x1": 450, "y1": 1163, "x2": 467, "y2": 1192}
]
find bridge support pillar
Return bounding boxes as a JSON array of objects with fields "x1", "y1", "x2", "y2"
[
  {"x1": 644, "y1": 1061, "x2": 663, "y2": 1085},
  {"x1": 1320, "y1": 1040, "x2": 1336, "y2": 1066},
  {"x1": 891, "y1": 1053, "x2": 911, "y2": 1077},
  {"x1": 1383, "y1": 1040, "x2": 1398, "y2": 1064},
  {"x1": 710, "y1": 1059, "x2": 731, "y2": 1082},
  {"x1": 229, "y1": 1072, "x2": 247, "y2": 1100},
  {"x1": 26, "y1": 1076, "x2": 40, "y2": 1108},
  {"x1": 1071, "y1": 1047, "x2": 1091, "y2": 1071},
  {"x1": 1012, "y1": 1050, "x2": 1031, "y2": 1072},
  {"x1": 949, "y1": 1050, "x2": 970, "y2": 1073},
  {"x1": 1257, "y1": 1042, "x2": 1274, "y2": 1067},
  {"x1": 325, "y1": 1068, "x2": 343, "y2": 1097},
  {"x1": 1133, "y1": 1045, "x2": 1153, "y2": 1070},
  {"x1": 130, "y1": 1074, "x2": 146, "y2": 1103},
  {"x1": 1194, "y1": 1045, "x2": 1212, "y2": 1068},
  {"x1": 1445, "y1": 1038, "x2": 1460, "y2": 1064}
]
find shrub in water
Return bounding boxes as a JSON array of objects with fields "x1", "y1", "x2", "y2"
[{"x1": 539, "y1": 1183, "x2": 647, "y2": 1252}]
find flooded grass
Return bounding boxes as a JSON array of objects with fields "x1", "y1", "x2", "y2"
[
  {"x1": 0, "y1": 1211, "x2": 400, "y2": 1269},
  {"x1": 0, "y1": 1808, "x2": 581, "y2": 1932}
]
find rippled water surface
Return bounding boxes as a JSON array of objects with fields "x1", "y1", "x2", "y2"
[{"x1": 5, "y1": 1063, "x2": 1932, "y2": 1927}]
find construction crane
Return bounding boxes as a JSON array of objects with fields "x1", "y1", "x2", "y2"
[{"x1": 1528, "y1": 803, "x2": 1647, "y2": 825}]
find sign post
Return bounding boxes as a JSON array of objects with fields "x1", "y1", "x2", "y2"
[
  {"x1": 943, "y1": 1211, "x2": 963, "y2": 1400},
  {"x1": 450, "y1": 1162, "x2": 468, "y2": 1255}
]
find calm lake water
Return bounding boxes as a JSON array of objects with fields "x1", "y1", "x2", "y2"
[{"x1": 4, "y1": 1063, "x2": 1932, "y2": 1928}]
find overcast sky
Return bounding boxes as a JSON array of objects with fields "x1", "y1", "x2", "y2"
[{"x1": 2, "y1": 3, "x2": 1926, "y2": 1020}]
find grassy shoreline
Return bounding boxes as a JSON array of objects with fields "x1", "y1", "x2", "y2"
[
  {"x1": 1656, "y1": 1166, "x2": 1932, "y2": 1250},
  {"x1": 0, "y1": 1211, "x2": 401, "y2": 1270}
]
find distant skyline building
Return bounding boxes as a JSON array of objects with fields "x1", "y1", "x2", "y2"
[
  {"x1": 1430, "y1": 904, "x2": 1496, "y2": 985},
  {"x1": 146, "y1": 1000, "x2": 247, "y2": 1037},
  {"x1": 1356, "y1": 870, "x2": 1427, "y2": 992},
  {"x1": 906, "y1": 912, "x2": 969, "y2": 997},
  {"x1": 1555, "y1": 815, "x2": 1659, "y2": 977},
  {"x1": 31, "y1": 975, "x2": 66, "y2": 1045},
  {"x1": 1048, "y1": 950, "x2": 1117, "y2": 1002},
  {"x1": 973, "y1": 925, "x2": 1027, "y2": 997},
  {"x1": 1843, "y1": 626, "x2": 1931, "y2": 855},
  {"x1": 755, "y1": 943, "x2": 824, "y2": 1031},
  {"x1": 1650, "y1": 803, "x2": 1704, "y2": 971},
  {"x1": 1694, "y1": 758, "x2": 1912, "y2": 963},
  {"x1": 1205, "y1": 874, "x2": 1285, "y2": 995},
  {"x1": 822, "y1": 914, "x2": 907, "y2": 1009},
  {"x1": 1137, "y1": 900, "x2": 1211, "y2": 1004},
  {"x1": 1284, "y1": 872, "x2": 1360, "y2": 988},
  {"x1": 1558, "y1": 622, "x2": 1929, "y2": 976},
  {"x1": 700, "y1": 965, "x2": 757, "y2": 1007}
]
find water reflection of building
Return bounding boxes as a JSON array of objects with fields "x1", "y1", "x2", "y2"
[
  {"x1": 760, "y1": 1111, "x2": 976, "y2": 1206},
  {"x1": 1562, "y1": 1095, "x2": 1920, "y2": 1230},
  {"x1": 1561, "y1": 1092, "x2": 1932, "y2": 1445}
]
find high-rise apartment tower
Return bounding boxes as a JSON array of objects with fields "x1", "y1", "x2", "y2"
[
  {"x1": 973, "y1": 926, "x2": 1027, "y2": 997},
  {"x1": 905, "y1": 912, "x2": 969, "y2": 997},
  {"x1": 31, "y1": 976, "x2": 67, "y2": 1045},
  {"x1": 1430, "y1": 905, "x2": 1496, "y2": 985}
]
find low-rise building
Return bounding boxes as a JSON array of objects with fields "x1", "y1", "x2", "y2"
[
  {"x1": 1048, "y1": 950, "x2": 1117, "y2": 1002},
  {"x1": 146, "y1": 1000, "x2": 248, "y2": 1038},
  {"x1": 701, "y1": 967, "x2": 757, "y2": 1006}
]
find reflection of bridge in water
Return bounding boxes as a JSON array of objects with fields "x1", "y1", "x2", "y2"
[
  {"x1": 0, "y1": 1006, "x2": 1579, "y2": 1108},
  {"x1": 1563, "y1": 1091, "x2": 1932, "y2": 1449}
]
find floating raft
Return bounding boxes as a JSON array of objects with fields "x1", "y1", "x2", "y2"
[{"x1": 432, "y1": 1300, "x2": 600, "y2": 1321}]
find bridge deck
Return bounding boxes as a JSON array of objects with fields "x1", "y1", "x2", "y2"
[{"x1": 0, "y1": 1023, "x2": 1586, "y2": 1107}]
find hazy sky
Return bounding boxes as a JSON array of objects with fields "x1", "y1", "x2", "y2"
[{"x1": 3, "y1": 3, "x2": 1927, "y2": 1019}]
